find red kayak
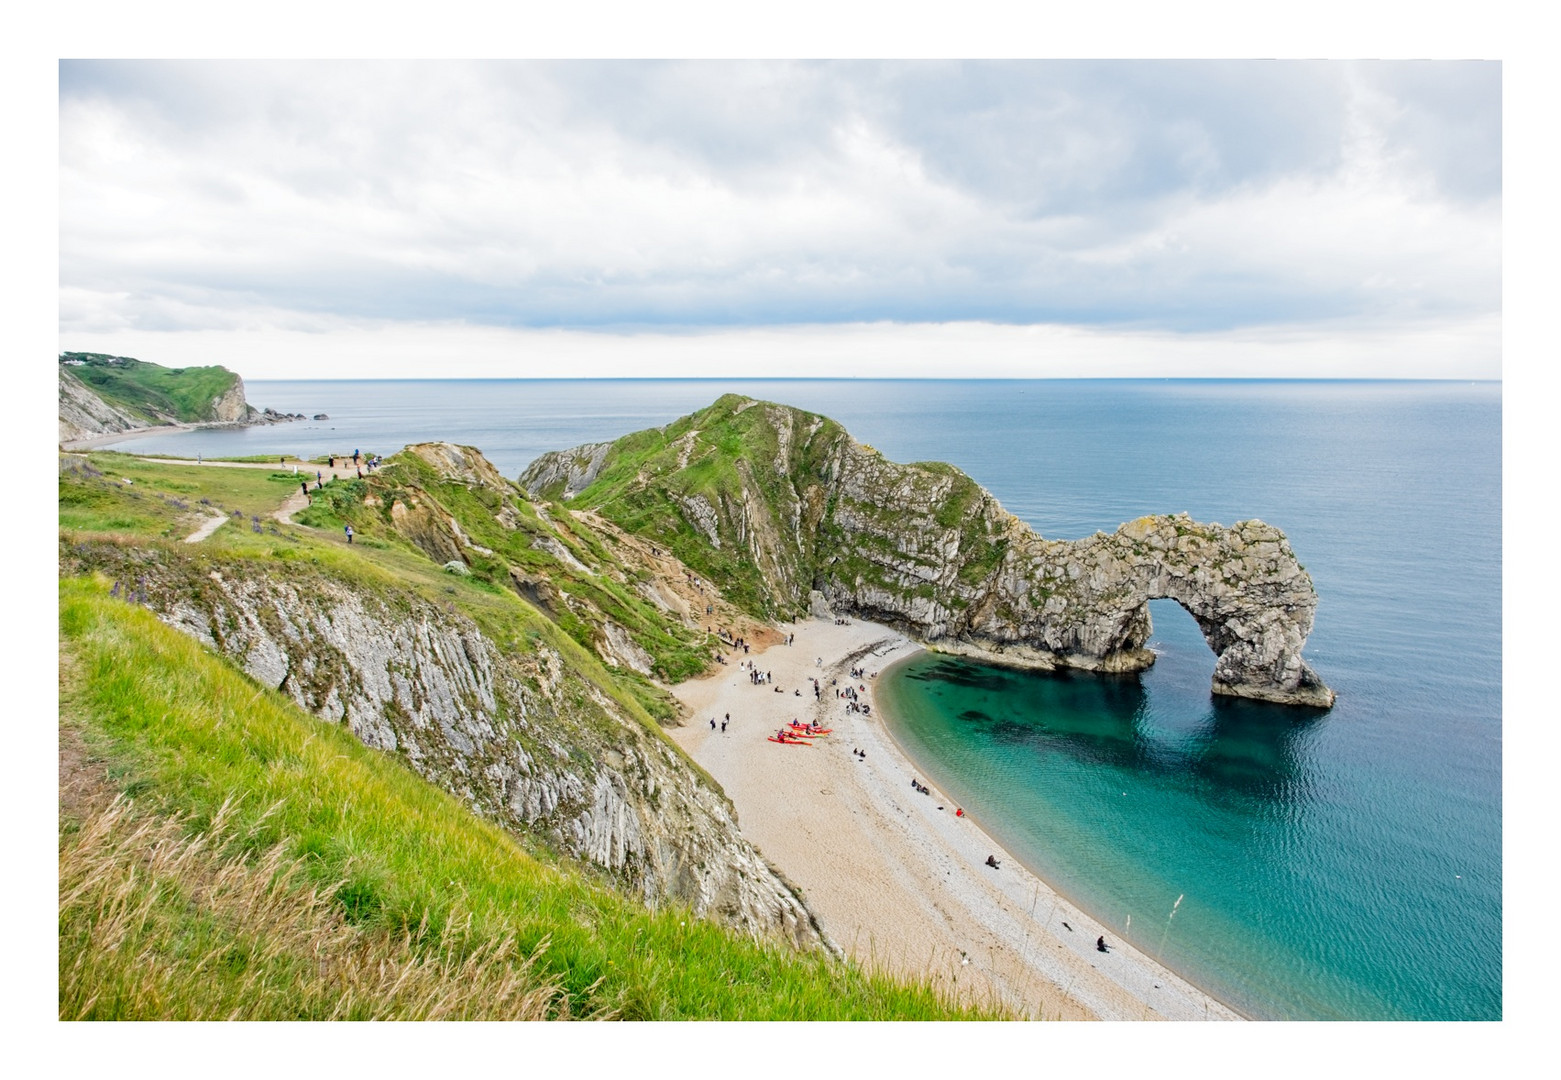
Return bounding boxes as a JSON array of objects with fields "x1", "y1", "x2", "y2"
[{"x1": 768, "y1": 736, "x2": 810, "y2": 746}]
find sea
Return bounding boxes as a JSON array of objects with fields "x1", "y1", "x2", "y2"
[{"x1": 95, "y1": 378, "x2": 1502, "y2": 1021}]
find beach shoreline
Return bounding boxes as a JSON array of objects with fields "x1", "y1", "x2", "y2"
[
  {"x1": 670, "y1": 614, "x2": 1243, "y2": 1021},
  {"x1": 60, "y1": 418, "x2": 310, "y2": 452}
]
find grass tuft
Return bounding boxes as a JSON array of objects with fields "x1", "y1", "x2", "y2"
[{"x1": 59, "y1": 797, "x2": 571, "y2": 1020}]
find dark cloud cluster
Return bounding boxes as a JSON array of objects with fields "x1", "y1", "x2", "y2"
[{"x1": 59, "y1": 60, "x2": 1500, "y2": 337}]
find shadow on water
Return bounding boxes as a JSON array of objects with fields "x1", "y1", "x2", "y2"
[{"x1": 906, "y1": 654, "x2": 1328, "y2": 809}]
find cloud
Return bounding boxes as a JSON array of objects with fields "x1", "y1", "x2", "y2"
[
  {"x1": 58, "y1": 315, "x2": 1501, "y2": 382},
  {"x1": 59, "y1": 60, "x2": 1500, "y2": 355}
]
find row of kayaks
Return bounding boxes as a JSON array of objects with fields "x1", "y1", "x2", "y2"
[{"x1": 769, "y1": 723, "x2": 833, "y2": 745}]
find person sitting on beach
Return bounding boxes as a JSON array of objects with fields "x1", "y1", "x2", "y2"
[
  {"x1": 1097, "y1": 936, "x2": 1109, "y2": 953},
  {"x1": 985, "y1": 855, "x2": 1000, "y2": 868}
]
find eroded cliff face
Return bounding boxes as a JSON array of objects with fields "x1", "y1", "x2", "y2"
[
  {"x1": 526, "y1": 395, "x2": 1334, "y2": 708},
  {"x1": 63, "y1": 541, "x2": 827, "y2": 949},
  {"x1": 209, "y1": 377, "x2": 249, "y2": 423},
  {"x1": 58, "y1": 367, "x2": 146, "y2": 443}
]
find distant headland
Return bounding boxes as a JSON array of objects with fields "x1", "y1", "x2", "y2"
[{"x1": 58, "y1": 351, "x2": 309, "y2": 447}]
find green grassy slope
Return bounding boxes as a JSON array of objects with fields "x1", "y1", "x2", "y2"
[
  {"x1": 59, "y1": 451, "x2": 688, "y2": 753},
  {"x1": 528, "y1": 394, "x2": 1002, "y2": 623},
  {"x1": 293, "y1": 446, "x2": 720, "y2": 710},
  {"x1": 554, "y1": 394, "x2": 852, "y2": 619},
  {"x1": 59, "y1": 579, "x2": 986, "y2": 1020},
  {"x1": 62, "y1": 352, "x2": 242, "y2": 424}
]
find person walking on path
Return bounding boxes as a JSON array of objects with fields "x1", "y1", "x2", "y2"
[
  {"x1": 344, "y1": 524, "x2": 354, "y2": 544},
  {"x1": 300, "y1": 481, "x2": 310, "y2": 501},
  {"x1": 353, "y1": 449, "x2": 360, "y2": 465}
]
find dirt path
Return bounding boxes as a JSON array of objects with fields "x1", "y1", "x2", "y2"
[
  {"x1": 130, "y1": 457, "x2": 365, "y2": 535},
  {"x1": 183, "y1": 513, "x2": 229, "y2": 543}
]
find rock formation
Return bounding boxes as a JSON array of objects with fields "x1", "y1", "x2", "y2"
[{"x1": 524, "y1": 395, "x2": 1334, "y2": 708}]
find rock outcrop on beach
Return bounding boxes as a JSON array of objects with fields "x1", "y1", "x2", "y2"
[
  {"x1": 523, "y1": 395, "x2": 1334, "y2": 707},
  {"x1": 62, "y1": 539, "x2": 826, "y2": 950}
]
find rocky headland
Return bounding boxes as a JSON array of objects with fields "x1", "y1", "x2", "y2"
[
  {"x1": 524, "y1": 394, "x2": 1333, "y2": 707},
  {"x1": 59, "y1": 352, "x2": 309, "y2": 445}
]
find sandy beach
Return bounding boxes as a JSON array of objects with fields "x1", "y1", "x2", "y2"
[{"x1": 670, "y1": 615, "x2": 1242, "y2": 1021}]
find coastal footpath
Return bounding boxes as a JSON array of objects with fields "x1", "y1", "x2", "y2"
[{"x1": 524, "y1": 394, "x2": 1333, "y2": 707}]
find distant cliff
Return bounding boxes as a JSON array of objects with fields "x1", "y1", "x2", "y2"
[
  {"x1": 59, "y1": 352, "x2": 304, "y2": 444},
  {"x1": 523, "y1": 395, "x2": 1334, "y2": 708}
]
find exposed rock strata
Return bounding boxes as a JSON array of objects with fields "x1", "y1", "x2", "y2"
[
  {"x1": 525, "y1": 396, "x2": 1333, "y2": 707},
  {"x1": 518, "y1": 440, "x2": 614, "y2": 499},
  {"x1": 63, "y1": 541, "x2": 826, "y2": 949},
  {"x1": 59, "y1": 367, "x2": 147, "y2": 443}
]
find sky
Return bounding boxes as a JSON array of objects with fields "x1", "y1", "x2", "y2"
[{"x1": 58, "y1": 60, "x2": 1501, "y2": 377}]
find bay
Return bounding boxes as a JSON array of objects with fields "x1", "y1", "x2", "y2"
[{"x1": 95, "y1": 378, "x2": 1502, "y2": 1020}]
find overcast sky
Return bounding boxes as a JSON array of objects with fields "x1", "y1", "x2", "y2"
[{"x1": 57, "y1": 60, "x2": 1501, "y2": 378}]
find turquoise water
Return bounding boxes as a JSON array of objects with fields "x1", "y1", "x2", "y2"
[{"x1": 100, "y1": 378, "x2": 1501, "y2": 1020}]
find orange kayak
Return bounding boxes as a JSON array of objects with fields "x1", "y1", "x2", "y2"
[{"x1": 768, "y1": 736, "x2": 810, "y2": 745}]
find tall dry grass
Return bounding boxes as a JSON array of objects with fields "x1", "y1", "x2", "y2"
[{"x1": 59, "y1": 797, "x2": 574, "y2": 1021}]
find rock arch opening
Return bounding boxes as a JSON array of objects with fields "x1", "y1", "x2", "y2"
[{"x1": 1143, "y1": 598, "x2": 1219, "y2": 691}]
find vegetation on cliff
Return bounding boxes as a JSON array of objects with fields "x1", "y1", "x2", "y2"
[{"x1": 61, "y1": 352, "x2": 245, "y2": 426}]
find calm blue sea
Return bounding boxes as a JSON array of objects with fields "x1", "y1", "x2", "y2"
[{"x1": 98, "y1": 379, "x2": 1502, "y2": 1020}]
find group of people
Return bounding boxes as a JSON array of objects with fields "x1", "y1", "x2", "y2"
[
  {"x1": 294, "y1": 449, "x2": 382, "y2": 506},
  {"x1": 714, "y1": 627, "x2": 750, "y2": 654}
]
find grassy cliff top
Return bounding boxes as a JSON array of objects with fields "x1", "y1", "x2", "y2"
[
  {"x1": 59, "y1": 579, "x2": 983, "y2": 1019},
  {"x1": 61, "y1": 351, "x2": 242, "y2": 424}
]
